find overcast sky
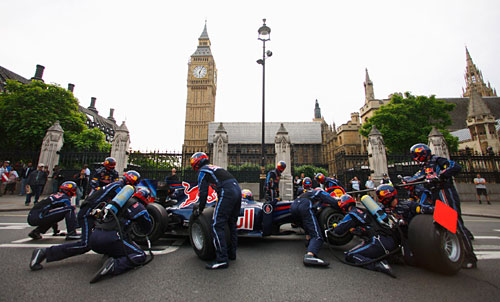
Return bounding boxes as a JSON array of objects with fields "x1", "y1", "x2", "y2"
[{"x1": 2, "y1": 0, "x2": 499, "y2": 152}]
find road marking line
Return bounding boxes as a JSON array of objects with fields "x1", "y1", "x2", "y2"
[
  {"x1": 474, "y1": 245, "x2": 500, "y2": 250},
  {"x1": 0, "y1": 243, "x2": 179, "y2": 255},
  {"x1": 0, "y1": 226, "x2": 29, "y2": 230},
  {"x1": 494, "y1": 229, "x2": 500, "y2": 232},
  {"x1": 474, "y1": 236, "x2": 500, "y2": 240},
  {"x1": 0, "y1": 223, "x2": 29, "y2": 225},
  {"x1": 12, "y1": 238, "x2": 33, "y2": 243},
  {"x1": 476, "y1": 251, "x2": 500, "y2": 260}
]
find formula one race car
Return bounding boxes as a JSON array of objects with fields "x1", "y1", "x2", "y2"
[{"x1": 129, "y1": 180, "x2": 352, "y2": 260}]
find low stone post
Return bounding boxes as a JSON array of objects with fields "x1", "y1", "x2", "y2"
[
  {"x1": 367, "y1": 125, "x2": 388, "y2": 185},
  {"x1": 38, "y1": 121, "x2": 64, "y2": 194},
  {"x1": 212, "y1": 123, "x2": 228, "y2": 169},
  {"x1": 275, "y1": 123, "x2": 293, "y2": 200},
  {"x1": 428, "y1": 127, "x2": 450, "y2": 159},
  {"x1": 39, "y1": 121, "x2": 64, "y2": 174},
  {"x1": 111, "y1": 122, "x2": 130, "y2": 175}
]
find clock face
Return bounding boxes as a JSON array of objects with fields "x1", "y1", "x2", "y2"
[{"x1": 193, "y1": 65, "x2": 207, "y2": 78}]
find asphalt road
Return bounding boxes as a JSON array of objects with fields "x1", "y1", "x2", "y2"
[{"x1": 1, "y1": 211, "x2": 500, "y2": 302}]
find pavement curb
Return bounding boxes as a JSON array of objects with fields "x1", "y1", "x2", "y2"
[{"x1": 463, "y1": 213, "x2": 500, "y2": 219}]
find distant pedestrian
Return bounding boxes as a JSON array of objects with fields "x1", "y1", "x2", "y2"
[
  {"x1": 474, "y1": 173, "x2": 491, "y2": 205},
  {"x1": 3, "y1": 170, "x2": 19, "y2": 195},
  {"x1": 74, "y1": 169, "x2": 88, "y2": 206},
  {"x1": 380, "y1": 173, "x2": 392, "y2": 185},
  {"x1": 365, "y1": 176, "x2": 376, "y2": 199},
  {"x1": 20, "y1": 162, "x2": 34, "y2": 196},
  {"x1": 25, "y1": 163, "x2": 48, "y2": 205},
  {"x1": 0, "y1": 160, "x2": 12, "y2": 196},
  {"x1": 165, "y1": 168, "x2": 179, "y2": 182},
  {"x1": 51, "y1": 165, "x2": 64, "y2": 194},
  {"x1": 350, "y1": 176, "x2": 361, "y2": 201}
]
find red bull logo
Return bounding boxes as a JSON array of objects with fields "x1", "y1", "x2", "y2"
[
  {"x1": 179, "y1": 181, "x2": 218, "y2": 208},
  {"x1": 237, "y1": 208, "x2": 255, "y2": 230}
]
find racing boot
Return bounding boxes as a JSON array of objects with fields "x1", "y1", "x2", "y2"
[
  {"x1": 303, "y1": 253, "x2": 329, "y2": 267},
  {"x1": 30, "y1": 248, "x2": 46, "y2": 271},
  {"x1": 205, "y1": 261, "x2": 228, "y2": 270},
  {"x1": 90, "y1": 257, "x2": 115, "y2": 283},
  {"x1": 374, "y1": 260, "x2": 396, "y2": 278},
  {"x1": 28, "y1": 230, "x2": 42, "y2": 240}
]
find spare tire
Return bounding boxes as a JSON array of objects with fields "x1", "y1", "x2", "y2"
[
  {"x1": 318, "y1": 207, "x2": 353, "y2": 246},
  {"x1": 130, "y1": 202, "x2": 168, "y2": 245},
  {"x1": 189, "y1": 207, "x2": 216, "y2": 260},
  {"x1": 408, "y1": 214, "x2": 463, "y2": 275}
]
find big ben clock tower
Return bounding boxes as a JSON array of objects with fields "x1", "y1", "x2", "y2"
[{"x1": 182, "y1": 22, "x2": 217, "y2": 166}]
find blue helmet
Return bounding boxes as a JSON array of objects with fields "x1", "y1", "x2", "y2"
[{"x1": 302, "y1": 177, "x2": 312, "y2": 189}]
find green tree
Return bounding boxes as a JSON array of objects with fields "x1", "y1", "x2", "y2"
[
  {"x1": 293, "y1": 165, "x2": 328, "y2": 179},
  {"x1": 360, "y1": 92, "x2": 458, "y2": 154},
  {"x1": 0, "y1": 80, "x2": 109, "y2": 151}
]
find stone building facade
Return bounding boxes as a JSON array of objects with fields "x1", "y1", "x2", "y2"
[
  {"x1": 179, "y1": 25, "x2": 498, "y2": 172},
  {"x1": 0, "y1": 64, "x2": 118, "y2": 142}
]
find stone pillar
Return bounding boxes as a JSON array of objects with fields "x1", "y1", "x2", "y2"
[
  {"x1": 212, "y1": 123, "x2": 228, "y2": 169},
  {"x1": 111, "y1": 121, "x2": 130, "y2": 175},
  {"x1": 39, "y1": 121, "x2": 64, "y2": 174},
  {"x1": 274, "y1": 123, "x2": 293, "y2": 200},
  {"x1": 367, "y1": 125, "x2": 388, "y2": 185},
  {"x1": 428, "y1": 126, "x2": 450, "y2": 159}
]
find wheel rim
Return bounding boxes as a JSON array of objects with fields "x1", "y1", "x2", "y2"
[
  {"x1": 191, "y1": 222, "x2": 204, "y2": 250},
  {"x1": 131, "y1": 215, "x2": 155, "y2": 238},
  {"x1": 326, "y1": 213, "x2": 344, "y2": 231},
  {"x1": 443, "y1": 231, "x2": 460, "y2": 262}
]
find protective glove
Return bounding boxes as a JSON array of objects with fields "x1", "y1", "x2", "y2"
[{"x1": 192, "y1": 203, "x2": 203, "y2": 217}]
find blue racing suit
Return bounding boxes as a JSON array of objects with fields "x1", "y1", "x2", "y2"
[
  {"x1": 333, "y1": 207, "x2": 397, "y2": 271},
  {"x1": 265, "y1": 169, "x2": 281, "y2": 202},
  {"x1": 290, "y1": 189, "x2": 339, "y2": 256},
  {"x1": 27, "y1": 192, "x2": 77, "y2": 234},
  {"x1": 323, "y1": 177, "x2": 345, "y2": 195},
  {"x1": 90, "y1": 196, "x2": 152, "y2": 275},
  {"x1": 90, "y1": 166, "x2": 119, "y2": 191},
  {"x1": 197, "y1": 164, "x2": 242, "y2": 262},
  {"x1": 44, "y1": 180, "x2": 127, "y2": 262},
  {"x1": 407, "y1": 155, "x2": 477, "y2": 265}
]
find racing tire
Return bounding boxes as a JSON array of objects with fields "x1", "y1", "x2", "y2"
[
  {"x1": 130, "y1": 202, "x2": 168, "y2": 245},
  {"x1": 408, "y1": 214, "x2": 464, "y2": 275},
  {"x1": 318, "y1": 207, "x2": 353, "y2": 246},
  {"x1": 189, "y1": 207, "x2": 231, "y2": 260}
]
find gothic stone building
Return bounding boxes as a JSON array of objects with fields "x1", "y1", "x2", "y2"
[
  {"x1": 0, "y1": 64, "x2": 118, "y2": 142},
  {"x1": 181, "y1": 24, "x2": 499, "y2": 173}
]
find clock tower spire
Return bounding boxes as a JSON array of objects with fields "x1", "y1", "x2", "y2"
[{"x1": 182, "y1": 22, "x2": 218, "y2": 167}]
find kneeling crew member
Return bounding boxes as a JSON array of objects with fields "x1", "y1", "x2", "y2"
[
  {"x1": 191, "y1": 152, "x2": 242, "y2": 270},
  {"x1": 333, "y1": 194, "x2": 397, "y2": 277},
  {"x1": 315, "y1": 173, "x2": 345, "y2": 196},
  {"x1": 291, "y1": 178, "x2": 339, "y2": 267},
  {"x1": 27, "y1": 181, "x2": 79, "y2": 240},
  {"x1": 29, "y1": 171, "x2": 141, "y2": 271},
  {"x1": 89, "y1": 187, "x2": 153, "y2": 283}
]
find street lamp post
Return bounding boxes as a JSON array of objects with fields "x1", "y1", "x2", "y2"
[{"x1": 257, "y1": 19, "x2": 272, "y2": 201}]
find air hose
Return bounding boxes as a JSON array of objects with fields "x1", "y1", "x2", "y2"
[{"x1": 108, "y1": 208, "x2": 154, "y2": 266}]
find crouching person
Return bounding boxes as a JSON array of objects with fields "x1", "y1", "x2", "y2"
[
  {"x1": 291, "y1": 178, "x2": 339, "y2": 267},
  {"x1": 27, "y1": 181, "x2": 79, "y2": 240},
  {"x1": 89, "y1": 186, "x2": 153, "y2": 283},
  {"x1": 333, "y1": 194, "x2": 397, "y2": 278}
]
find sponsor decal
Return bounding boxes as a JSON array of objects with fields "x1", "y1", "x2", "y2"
[
  {"x1": 236, "y1": 208, "x2": 255, "y2": 230},
  {"x1": 263, "y1": 203, "x2": 273, "y2": 214},
  {"x1": 179, "y1": 181, "x2": 217, "y2": 208}
]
